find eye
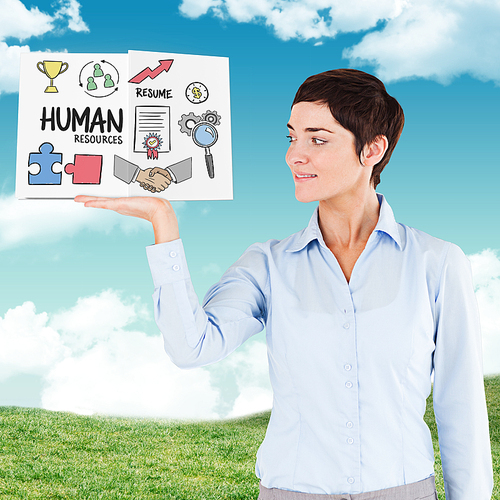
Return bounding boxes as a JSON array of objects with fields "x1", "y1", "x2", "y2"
[
  {"x1": 286, "y1": 135, "x2": 296, "y2": 143},
  {"x1": 312, "y1": 138, "x2": 327, "y2": 145}
]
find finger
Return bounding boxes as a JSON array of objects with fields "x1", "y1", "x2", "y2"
[
  {"x1": 81, "y1": 198, "x2": 127, "y2": 210},
  {"x1": 75, "y1": 195, "x2": 115, "y2": 203},
  {"x1": 151, "y1": 168, "x2": 172, "y2": 182}
]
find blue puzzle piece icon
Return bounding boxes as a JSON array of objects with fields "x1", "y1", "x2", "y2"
[{"x1": 28, "y1": 142, "x2": 62, "y2": 185}]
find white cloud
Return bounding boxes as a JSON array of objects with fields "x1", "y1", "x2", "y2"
[
  {"x1": 179, "y1": 0, "x2": 500, "y2": 84},
  {"x1": 0, "y1": 0, "x2": 55, "y2": 40},
  {"x1": 180, "y1": 0, "x2": 222, "y2": 18},
  {"x1": 230, "y1": 386, "x2": 272, "y2": 417},
  {"x1": 42, "y1": 329, "x2": 220, "y2": 419},
  {"x1": 0, "y1": 0, "x2": 88, "y2": 94},
  {"x1": 343, "y1": 0, "x2": 500, "y2": 84},
  {"x1": 468, "y1": 249, "x2": 500, "y2": 376},
  {"x1": 53, "y1": 0, "x2": 88, "y2": 33},
  {"x1": 0, "y1": 301, "x2": 69, "y2": 381},
  {"x1": 0, "y1": 194, "x2": 186, "y2": 251},
  {"x1": 49, "y1": 289, "x2": 147, "y2": 352},
  {"x1": 225, "y1": 341, "x2": 273, "y2": 418},
  {"x1": 0, "y1": 42, "x2": 31, "y2": 94},
  {"x1": 180, "y1": 0, "x2": 401, "y2": 38},
  {"x1": 0, "y1": 290, "x2": 220, "y2": 418},
  {"x1": 0, "y1": 195, "x2": 141, "y2": 250},
  {"x1": 0, "y1": 289, "x2": 270, "y2": 419}
]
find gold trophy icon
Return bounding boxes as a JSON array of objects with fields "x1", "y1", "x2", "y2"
[{"x1": 37, "y1": 60, "x2": 69, "y2": 93}]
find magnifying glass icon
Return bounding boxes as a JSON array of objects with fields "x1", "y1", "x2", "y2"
[{"x1": 192, "y1": 122, "x2": 218, "y2": 179}]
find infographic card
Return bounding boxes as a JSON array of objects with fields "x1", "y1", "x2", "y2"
[{"x1": 16, "y1": 51, "x2": 232, "y2": 200}]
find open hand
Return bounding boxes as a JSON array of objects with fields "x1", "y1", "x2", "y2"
[{"x1": 74, "y1": 195, "x2": 179, "y2": 243}]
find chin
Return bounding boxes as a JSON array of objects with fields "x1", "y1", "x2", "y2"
[{"x1": 294, "y1": 188, "x2": 318, "y2": 204}]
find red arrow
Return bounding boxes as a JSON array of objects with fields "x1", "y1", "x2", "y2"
[{"x1": 128, "y1": 59, "x2": 173, "y2": 84}]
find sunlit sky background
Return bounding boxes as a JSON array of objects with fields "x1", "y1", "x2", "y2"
[{"x1": 0, "y1": 0, "x2": 499, "y2": 419}]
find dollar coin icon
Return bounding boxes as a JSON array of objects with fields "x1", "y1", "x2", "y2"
[{"x1": 186, "y1": 82, "x2": 209, "y2": 104}]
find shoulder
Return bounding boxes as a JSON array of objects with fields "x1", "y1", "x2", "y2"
[
  {"x1": 399, "y1": 223, "x2": 471, "y2": 283},
  {"x1": 400, "y1": 223, "x2": 456, "y2": 261}
]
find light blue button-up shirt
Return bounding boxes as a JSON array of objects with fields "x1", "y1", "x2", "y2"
[{"x1": 146, "y1": 193, "x2": 493, "y2": 499}]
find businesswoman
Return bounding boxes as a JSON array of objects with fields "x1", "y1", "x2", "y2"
[{"x1": 76, "y1": 69, "x2": 493, "y2": 500}]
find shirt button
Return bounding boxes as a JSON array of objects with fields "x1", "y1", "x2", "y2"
[
  {"x1": 343, "y1": 322, "x2": 350, "y2": 329},
  {"x1": 345, "y1": 381, "x2": 353, "y2": 389},
  {"x1": 344, "y1": 364, "x2": 352, "y2": 371},
  {"x1": 172, "y1": 265, "x2": 180, "y2": 271},
  {"x1": 347, "y1": 437, "x2": 354, "y2": 445},
  {"x1": 169, "y1": 251, "x2": 177, "y2": 258},
  {"x1": 346, "y1": 421, "x2": 353, "y2": 428},
  {"x1": 347, "y1": 477, "x2": 355, "y2": 484}
]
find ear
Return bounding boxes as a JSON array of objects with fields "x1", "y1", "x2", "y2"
[{"x1": 361, "y1": 135, "x2": 388, "y2": 167}]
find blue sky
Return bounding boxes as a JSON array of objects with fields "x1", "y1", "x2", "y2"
[{"x1": 0, "y1": 0, "x2": 499, "y2": 418}]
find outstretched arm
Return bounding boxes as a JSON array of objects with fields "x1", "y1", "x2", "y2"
[{"x1": 74, "y1": 195, "x2": 267, "y2": 368}]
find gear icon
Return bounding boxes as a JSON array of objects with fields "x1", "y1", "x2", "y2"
[
  {"x1": 201, "y1": 110, "x2": 221, "y2": 126},
  {"x1": 178, "y1": 112, "x2": 201, "y2": 136}
]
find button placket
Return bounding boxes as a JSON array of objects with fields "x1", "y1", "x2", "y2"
[{"x1": 341, "y1": 297, "x2": 358, "y2": 487}]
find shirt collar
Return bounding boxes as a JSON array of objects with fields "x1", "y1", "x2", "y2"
[{"x1": 286, "y1": 193, "x2": 404, "y2": 253}]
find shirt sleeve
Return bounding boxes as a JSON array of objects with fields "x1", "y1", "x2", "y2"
[
  {"x1": 146, "y1": 238, "x2": 269, "y2": 369},
  {"x1": 113, "y1": 156, "x2": 139, "y2": 184},
  {"x1": 432, "y1": 243, "x2": 493, "y2": 500}
]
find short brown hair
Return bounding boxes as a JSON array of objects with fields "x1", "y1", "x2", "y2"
[{"x1": 292, "y1": 69, "x2": 404, "y2": 188}]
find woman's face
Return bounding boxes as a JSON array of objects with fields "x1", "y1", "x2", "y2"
[{"x1": 286, "y1": 101, "x2": 370, "y2": 204}]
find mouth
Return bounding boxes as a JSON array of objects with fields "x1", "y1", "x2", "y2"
[{"x1": 294, "y1": 172, "x2": 317, "y2": 181}]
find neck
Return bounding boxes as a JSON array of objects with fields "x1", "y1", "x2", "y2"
[{"x1": 318, "y1": 187, "x2": 380, "y2": 250}]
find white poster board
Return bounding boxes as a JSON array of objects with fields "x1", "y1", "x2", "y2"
[{"x1": 16, "y1": 50, "x2": 232, "y2": 200}]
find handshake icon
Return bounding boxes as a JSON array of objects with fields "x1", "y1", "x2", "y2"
[
  {"x1": 114, "y1": 156, "x2": 192, "y2": 193},
  {"x1": 136, "y1": 167, "x2": 172, "y2": 193}
]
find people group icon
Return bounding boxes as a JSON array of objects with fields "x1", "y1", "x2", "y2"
[{"x1": 87, "y1": 63, "x2": 115, "y2": 91}]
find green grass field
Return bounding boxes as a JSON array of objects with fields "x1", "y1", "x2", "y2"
[{"x1": 1, "y1": 376, "x2": 499, "y2": 499}]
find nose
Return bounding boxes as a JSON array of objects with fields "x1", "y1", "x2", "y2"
[{"x1": 286, "y1": 141, "x2": 308, "y2": 167}]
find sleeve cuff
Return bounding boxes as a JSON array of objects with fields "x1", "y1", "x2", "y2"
[{"x1": 146, "y1": 238, "x2": 191, "y2": 288}]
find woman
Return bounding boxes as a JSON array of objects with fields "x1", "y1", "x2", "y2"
[{"x1": 76, "y1": 69, "x2": 493, "y2": 500}]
